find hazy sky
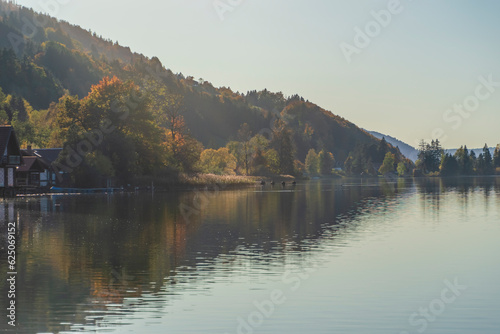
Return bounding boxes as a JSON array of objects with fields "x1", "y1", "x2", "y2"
[{"x1": 12, "y1": 0, "x2": 500, "y2": 148}]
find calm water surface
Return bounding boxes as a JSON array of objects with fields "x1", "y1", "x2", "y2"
[{"x1": 1, "y1": 178, "x2": 499, "y2": 334}]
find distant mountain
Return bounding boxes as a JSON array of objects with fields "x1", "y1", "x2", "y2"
[
  {"x1": 368, "y1": 131, "x2": 418, "y2": 162},
  {"x1": 0, "y1": 0, "x2": 410, "y2": 167},
  {"x1": 368, "y1": 129, "x2": 496, "y2": 162}
]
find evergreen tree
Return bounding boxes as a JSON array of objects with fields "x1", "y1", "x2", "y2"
[
  {"x1": 454, "y1": 146, "x2": 473, "y2": 175},
  {"x1": 482, "y1": 144, "x2": 494, "y2": 175},
  {"x1": 469, "y1": 150, "x2": 477, "y2": 173},
  {"x1": 378, "y1": 137, "x2": 390, "y2": 162},
  {"x1": 477, "y1": 153, "x2": 486, "y2": 175},
  {"x1": 440, "y1": 154, "x2": 459, "y2": 176},
  {"x1": 494, "y1": 144, "x2": 500, "y2": 169},
  {"x1": 417, "y1": 139, "x2": 443, "y2": 173},
  {"x1": 271, "y1": 119, "x2": 295, "y2": 175}
]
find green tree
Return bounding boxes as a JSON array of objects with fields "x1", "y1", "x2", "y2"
[
  {"x1": 158, "y1": 94, "x2": 203, "y2": 172},
  {"x1": 238, "y1": 123, "x2": 252, "y2": 175},
  {"x1": 469, "y1": 150, "x2": 477, "y2": 172},
  {"x1": 397, "y1": 162, "x2": 407, "y2": 177},
  {"x1": 264, "y1": 148, "x2": 280, "y2": 175},
  {"x1": 439, "y1": 154, "x2": 459, "y2": 176},
  {"x1": 318, "y1": 149, "x2": 335, "y2": 175},
  {"x1": 482, "y1": 144, "x2": 494, "y2": 175},
  {"x1": 477, "y1": 153, "x2": 486, "y2": 174},
  {"x1": 56, "y1": 76, "x2": 163, "y2": 186},
  {"x1": 305, "y1": 149, "x2": 319, "y2": 175},
  {"x1": 226, "y1": 140, "x2": 244, "y2": 173},
  {"x1": 494, "y1": 144, "x2": 500, "y2": 168},
  {"x1": 454, "y1": 146, "x2": 473, "y2": 175},
  {"x1": 271, "y1": 119, "x2": 295, "y2": 175},
  {"x1": 344, "y1": 144, "x2": 373, "y2": 175},
  {"x1": 417, "y1": 139, "x2": 443, "y2": 173},
  {"x1": 379, "y1": 152, "x2": 395, "y2": 175},
  {"x1": 199, "y1": 148, "x2": 237, "y2": 175},
  {"x1": 378, "y1": 137, "x2": 390, "y2": 161},
  {"x1": 249, "y1": 134, "x2": 271, "y2": 175}
]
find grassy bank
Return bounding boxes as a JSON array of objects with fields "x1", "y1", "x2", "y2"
[
  {"x1": 133, "y1": 173, "x2": 260, "y2": 191},
  {"x1": 133, "y1": 173, "x2": 301, "y2": 191},
  {"x1": 178, "y1": 173, "x2": 259, "y2": 186}
]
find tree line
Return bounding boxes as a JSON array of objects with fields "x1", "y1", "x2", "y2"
[
  {"x1": 0, "y1": 1, "x2": 414, "y2": 186},
  {"x1": 416, "y1": 139, "x2": 500, "y2": 176},
  {"x1": 3, "y1": 75, "x2": 408, "y2": 187}
]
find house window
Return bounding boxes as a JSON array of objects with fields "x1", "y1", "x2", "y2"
[
  {"x1": 8, "y1": 156, "x2": 21, "y2": 165},
  {"x1": 8, "y1": 168, "x2": 14, "y2": 187}
]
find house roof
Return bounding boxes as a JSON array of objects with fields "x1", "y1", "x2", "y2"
[
  {"x1": 0, "y1": 125, "x2": 22, "y2": 166},
  {"x1": 17, "y1": 156, "x2": 48, "y2": 172},
  {"x1": 33, "y1": 148, "x2": 63, "y2": 164},
  {"x1": 0, "y1": 126, "x2": 14, "y2": 156}
]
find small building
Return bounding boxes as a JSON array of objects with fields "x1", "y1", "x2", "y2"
[
  {"x1": 0, "y1": 126, "x2": 23, "y2": 192},
  {"x1": 17, "y1": 145, "x2": 69, "y2": 188},
  {"x1": 16, "y1": 156, "x2": 51, "y2": 188},
  {"x1": 32, "y1": 148, "x2": 66, "y2": 186},
  {"x1": 18, "y1": 147, "x2": 65, "y2": 188}
]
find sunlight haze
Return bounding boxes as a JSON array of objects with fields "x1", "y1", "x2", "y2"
[{"x1": 13, "y1": 0, "x2": 500, "y2": 148}]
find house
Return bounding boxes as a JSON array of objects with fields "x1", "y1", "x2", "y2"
[
  {"x1": 17, "y1": 155, "x2": 51, "y2": 187},
  {"x1": 18, "y1": 147, "x2": 65, "y2": 188},
  {"x1": 32, "y1": 148, "x2": 66, "y2": 186},
  {"x1": 0, "y1": 126, "x2": 23, "y2": 191}
]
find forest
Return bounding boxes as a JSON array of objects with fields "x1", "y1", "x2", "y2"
[
  {"x1": 0, "y1": 1, "x2": 414, "y2": 187},
  {"x1": 416, "y1": 140, "x2": 500, "y2": 177}
]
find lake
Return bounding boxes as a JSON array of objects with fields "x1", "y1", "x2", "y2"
[{"x1": 1, "y1": 177, "x2": 500, "y2": 334}]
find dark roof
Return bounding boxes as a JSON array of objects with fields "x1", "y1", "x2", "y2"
[
  {"x1": 0, "y1": 126, "x2": 14, "y2": 157},
  {"x1": 17, "y1": 156, "x2": 48, "y2": 173},
  {"x1": 33, "y1": 148, "x2": 63, "y2": 164},
  {"x1": 0, "y1": 126, "x2": 22, "y2": 166}
]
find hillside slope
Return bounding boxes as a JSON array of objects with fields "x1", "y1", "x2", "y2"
[{"x1": 0, "y1": 0, "x2": 410, "y2": 169}]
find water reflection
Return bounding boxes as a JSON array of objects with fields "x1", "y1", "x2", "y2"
[{"x1": 0, "y1": 177, "x2": 499, "y2": 333}]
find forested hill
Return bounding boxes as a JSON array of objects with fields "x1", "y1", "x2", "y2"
[{"x1": 0, "y1": 1, "x2": 411, "y2": 179}]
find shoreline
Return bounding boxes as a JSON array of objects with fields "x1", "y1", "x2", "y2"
[{"x1": 7, "y1": 174, "x2": 500, "y2": 198}]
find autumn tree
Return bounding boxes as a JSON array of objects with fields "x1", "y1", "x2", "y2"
[
  {"x1": 156, "y1": 94, "x2": 203, "y2": 172},
  {"x1": 55, "y1": 76, "x2": 163, "y2": 186},
  {"x1": 199, "y1": 148, "x2": 237, "y2": 175}
]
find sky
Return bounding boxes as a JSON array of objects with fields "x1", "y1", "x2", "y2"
[{"x1": 11, "y1": 0, "x2": 500, "y2": 149}]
